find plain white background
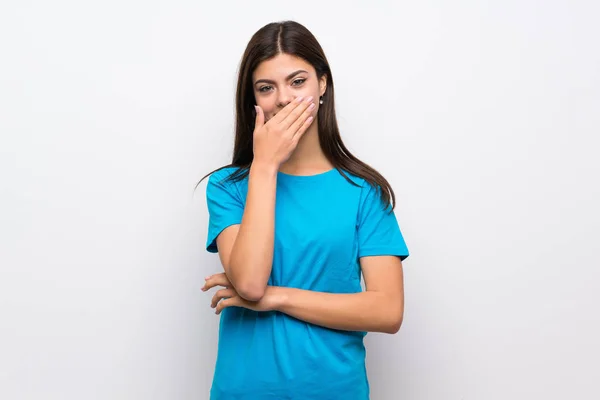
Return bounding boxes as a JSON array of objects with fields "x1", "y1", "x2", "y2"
[{"x1": 1, "y1": 1, "x2": 599, "y2": 399}]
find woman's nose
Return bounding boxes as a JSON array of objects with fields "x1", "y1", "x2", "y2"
[{"x1": 277, "y1": 89, "x2": 296, "y2": 107}]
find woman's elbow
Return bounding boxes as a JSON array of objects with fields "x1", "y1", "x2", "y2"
[
  {"x1": 236, "y1": 282, "x2": 266, "y2": 302},
  {"x1": 385, "y1": 315, "x2": 403, "y2": 334},
  {"x1": 382, "y1": 304, "x2": 404, "y2": 334},
  {"x1": 227, "y1": 258, "x2": 268, "y2": 301}
]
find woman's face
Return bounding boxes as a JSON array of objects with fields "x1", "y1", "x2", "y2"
[{"x1": 252, "y1": 53, "x2": 326, "y2": 123}]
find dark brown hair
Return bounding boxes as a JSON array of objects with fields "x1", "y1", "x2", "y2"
[{"x1": 197, "y1": 20, "x2": 396, "y2": 209}]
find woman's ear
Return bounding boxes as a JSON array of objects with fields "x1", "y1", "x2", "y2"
[{"x1": 319, "y1": 74, "x2": 327, "y2": 97}]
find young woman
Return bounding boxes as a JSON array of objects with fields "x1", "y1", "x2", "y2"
[{"x1": 200, "y1": 20, "x2": 409, "y2": 400}]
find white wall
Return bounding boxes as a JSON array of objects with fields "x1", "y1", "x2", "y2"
[{"x1": 1, "y1": 1, "x2": 598, "y2": 399}]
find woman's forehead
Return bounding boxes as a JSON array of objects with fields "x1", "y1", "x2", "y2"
[{"x1": 253, "y1": 54, "x2": 314, "y2": 79}]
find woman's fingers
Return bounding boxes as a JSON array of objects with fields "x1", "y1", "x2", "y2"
[
  {"x1": 211, "y1": 288, "x2": 237, "y2": 308},
  {"x1": 293, "y1": 115, "x2": 314, "y2": 143},
  {"x1": 269, "y1": 96, "x2": 305, "y2": 125},
  {"x1": 202, "y1": 272, "x2": 231, "y2": 291},
  {"x1": 203, "y1": 274, "x2": 241, "y2": 314},
  {"x1": 254, "y1": 105, "x2": 265, "y2": 129},
  {"x1": 214, "y1": 293, "x2": 244, "y2": 314},
  {"x1": 215, "y1": 297, "x2": 236, "y2": 314},
  {"x1": 289, "y1": 102, "x2": 315, "y2": 140},
  {"x1": 252, "y1": 94, "x2": 316, "y2": 167},
  {"x1": 280, "y1": 96, "x2": 314, "y2": 132}
]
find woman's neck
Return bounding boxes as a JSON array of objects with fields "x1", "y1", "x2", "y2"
[{"x1": 279, "y1": 121, "x2": 333, "y2": 175}]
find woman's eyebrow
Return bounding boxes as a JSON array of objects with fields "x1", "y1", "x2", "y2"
[{"x1": 254, "y1": 70, "x2": 308, "y2": 86}]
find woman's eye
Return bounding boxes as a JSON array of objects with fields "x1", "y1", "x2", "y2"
[{"x1": 258, "y1": 79, "x2": 304, "y2": 93}]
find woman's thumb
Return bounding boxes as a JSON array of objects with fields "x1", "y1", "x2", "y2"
[{"x1": 254, "y1": 105, "x2": 264, "y2": 129}]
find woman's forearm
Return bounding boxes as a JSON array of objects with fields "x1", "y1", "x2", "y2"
[
  {"x1": 272, "y1": 287, "x2": 404, "y2": 334},
  {"x1": 227, "y1": 162, "x2": 278, "y2": 301}
]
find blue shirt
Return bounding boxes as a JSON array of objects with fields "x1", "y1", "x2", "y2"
[{"x1": 205, "y1": 166, "x2": 409, "y2": 399}]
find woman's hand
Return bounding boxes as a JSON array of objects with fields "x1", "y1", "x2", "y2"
[
  {"x1": 202, "y1": 273, "x2": 285, "y2": 315},
  {"x1": 252, "y1": 96, "x2": 315, "y2": 167}
]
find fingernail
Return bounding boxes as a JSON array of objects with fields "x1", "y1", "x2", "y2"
[
  {"x1": 305, "y1": 96, "x2": 314, "y2": 102},
  {"x1": 296, "y1": 96, "x2": 304, "y2": 102},
  {"x1": 308, "y1": 103, "x2": 315, "y2": 110}
]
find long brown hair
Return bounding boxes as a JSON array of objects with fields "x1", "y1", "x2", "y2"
[{"x1": 197, "y1": 20, "x2": 396, "y2": 209}]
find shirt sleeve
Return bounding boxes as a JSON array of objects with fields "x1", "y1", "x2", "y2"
[
  {"x1": 357, "y1": 182, "x2": 409, "y2": 260},
  {"x1": 205, "y1": 170, "x2": 244, "y2": 253}
]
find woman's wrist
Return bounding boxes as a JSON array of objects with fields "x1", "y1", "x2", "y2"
[
  {"x1": 266, "y1": 286, "x2": 288, "y2": 311},
  {"x1": 250, "y1": 160, "x2": 279, "y2": 177}
]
